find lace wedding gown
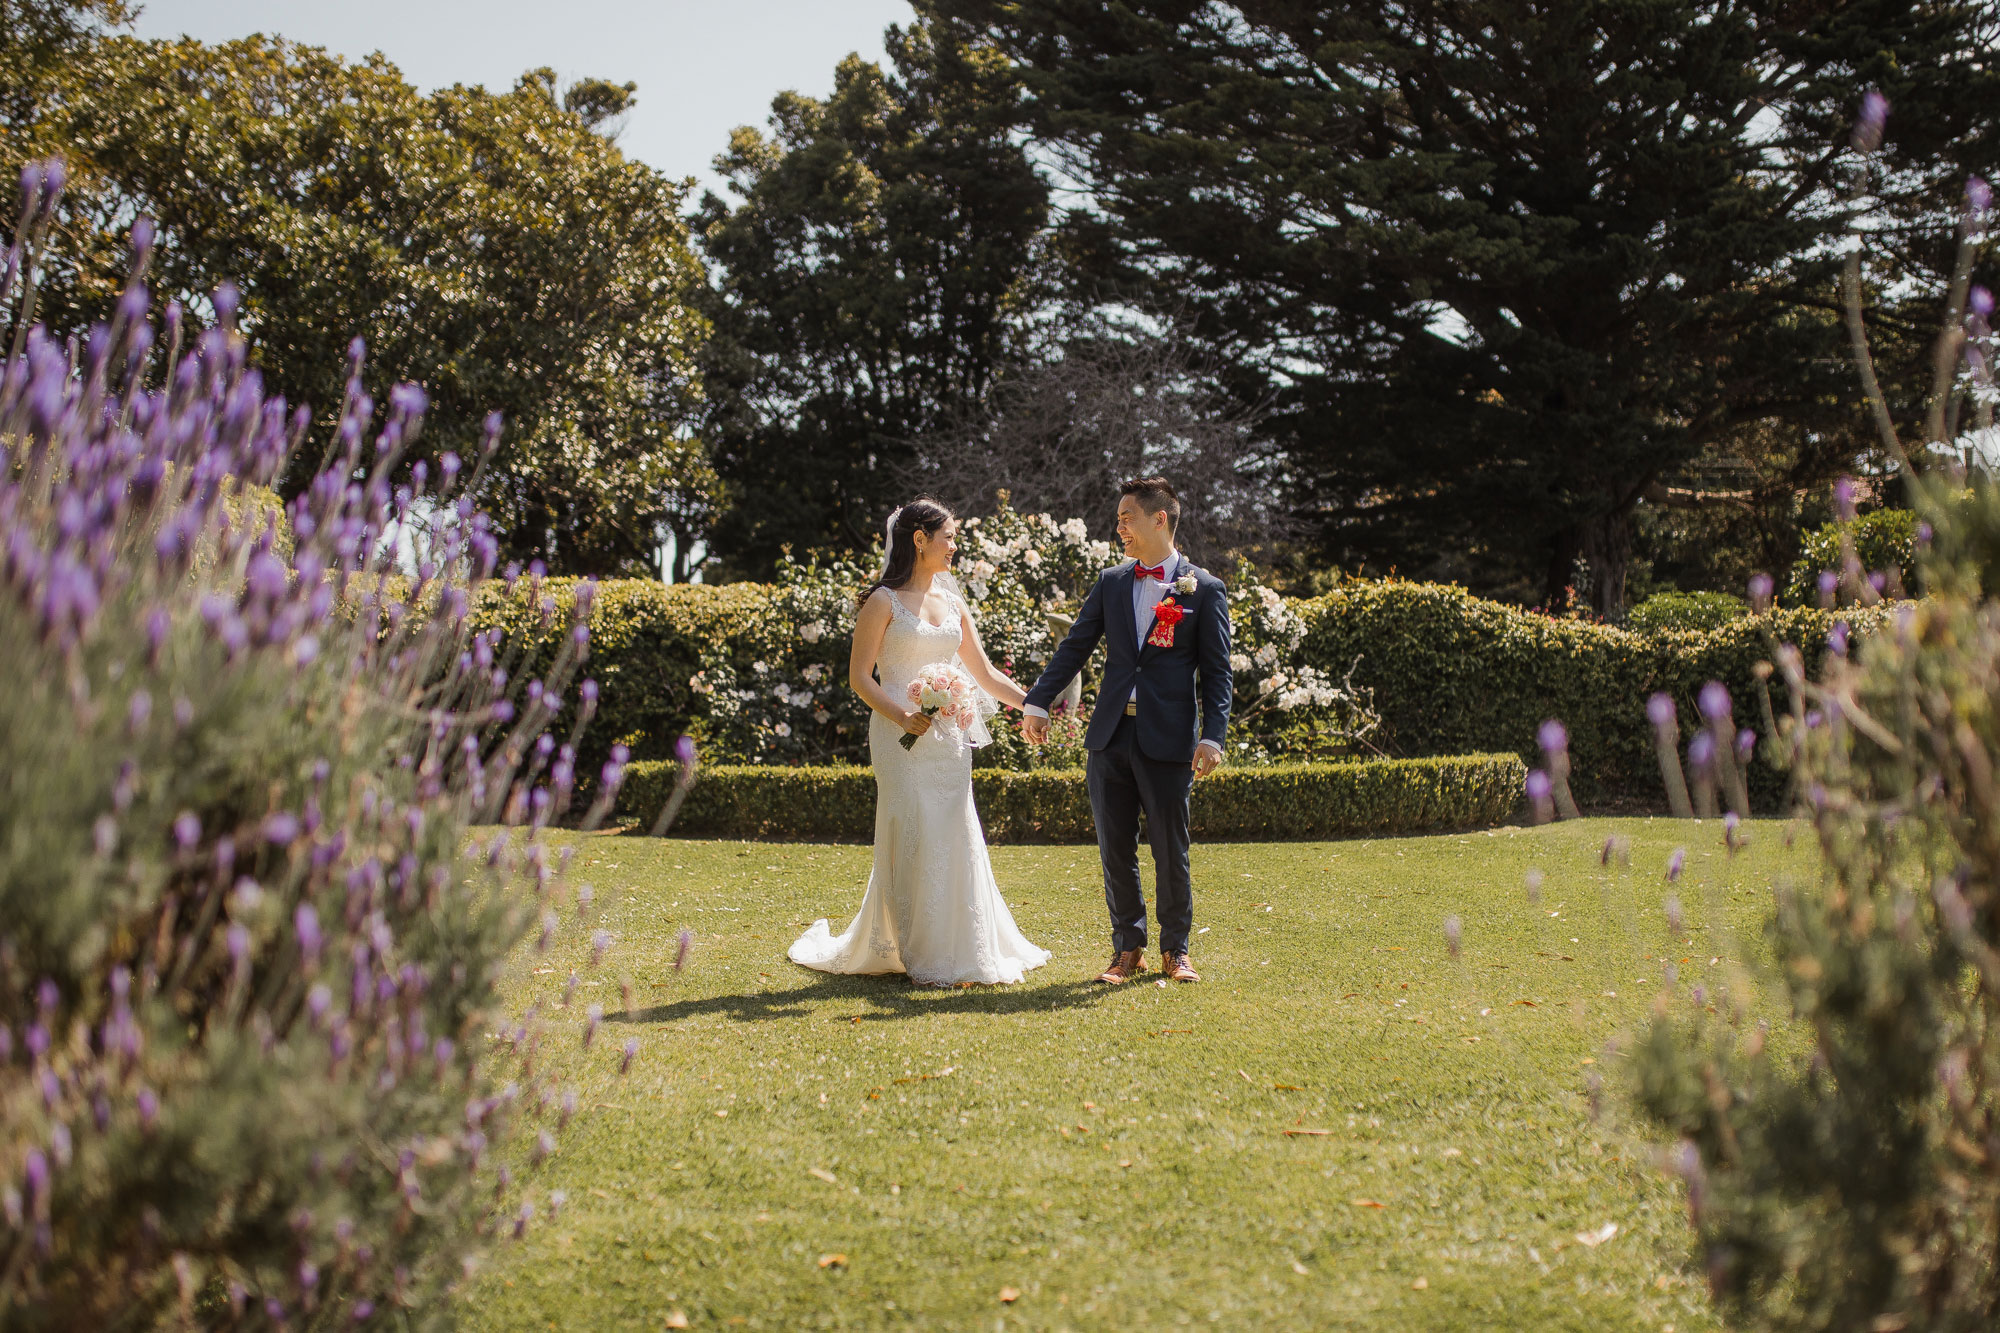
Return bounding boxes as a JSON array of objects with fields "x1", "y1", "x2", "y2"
[{"x1": 788, "y1": 585, "x2": 1050, "y2": 986}]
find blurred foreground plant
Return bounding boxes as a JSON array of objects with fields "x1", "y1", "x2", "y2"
[
  {"x1": 1626, "y1": 101, "x2": 2000, "y2": 1331},
  {"x1": 0, "y1": 160, "x2": 677, "y2": 1328}
]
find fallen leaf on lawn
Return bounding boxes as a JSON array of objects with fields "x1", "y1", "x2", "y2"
[
  {"x1": 1580, "y1": 1057, "x2": 1596, "y2": 1065},
  {"x1": 1075, "y1": 1124, "x2": 1090, "y2": 1133},
  {"x1": 1284, "y1": 1129, "x2": 1331, "y2": 1137},
  {"x1": 807, "y1": 1167, "x2": 837, "y2": 1184},
  {"x1": 1291, "y1": 1261, "x2": 1309, "y2": 1275},
  {"x1": 998, "y1": 1287, "x2": 1020, "y2": 1303},
  {"x1": 665, "y1": 1312, "x2": 690, "y2": 1329},
  {"x1": 1350, "y1": 1198, "x2": 1386, "y2": 1208},
  {"x1": 1513, "y1": 999, "x2": 1538, "y2": 1007},
  {"x1": 1340, "y1": 992, "x2": 1360, "y2": 999},
  {"x1": 1574, "y1": 1222, "x2": 1619, "y2": 1247},
  {"x1": 1441, "y1": 1147, "x2": 1462, "y2": 1157},
  {"x1": 1237, "y1": 1070, "x2": 1255, "y2": 1084},
  {"x1": 590, "y1": 1188, "x2": 611, "y2": 1199},
  {"x1": 1083, "y1": 1101, "x2": 1096, "y2": 1110},
  {"x1": 1411, "y1": 1277, "x2": 1429, "y2": 1290},
  {"x1": 1153, "y1": 1028, "x2": 1193, "y2": 1036},
  {"x1": 715, "y1": 1109, "x2": 728, "y2": 1117},
  {"x1": 1273, "y1": 1084, "x2": 1305, "y2": 1091},
  {"x1": 1118, "y1": 1159, "x2": 1133, "y2": 1168},
  {"x1": 818, "y1": 1253, "x2": 847, "y2": 1269}
]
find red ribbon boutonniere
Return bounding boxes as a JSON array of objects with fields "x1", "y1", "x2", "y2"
[{"x1": 1147, "y1": 596, "x2": 1186, "y2": 648}]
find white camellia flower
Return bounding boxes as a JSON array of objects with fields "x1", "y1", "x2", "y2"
[
  {"x1": 1254, "y1": 643, "x2": 1279, "y2": 668},
  {"x1": 774, "y1": 722, "x2": 792, "y2": 738},
  {"x1": 1230, "y1": 652, "x2": 1252, "y2": 673},
  {"x1": 1060, "y1": 517, "x2": 1088, "y2": 546},
  {"x1": 752, "y1": 660, "x2": 769, "y2": 675},
  {"x1": 799, "y1": 621, "x2": 825, "y2": 643},
  {"x1": 814, "y1": 708, "x2": 831, "y2": 724},
  {"x1": 1023, "y1": 549, "x2": 1042, "y2": 567},
  {"x1": 1259, "y1": 676, "x2": 1278, "y2": 695}
]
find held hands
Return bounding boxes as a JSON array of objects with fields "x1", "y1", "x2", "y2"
[
  {"x1": 1191, "y1": 745, "x2": 1222, "y2": 778},
  {"x1": 1020, "y1": 713, "x2": 1049, "y2": 745}
]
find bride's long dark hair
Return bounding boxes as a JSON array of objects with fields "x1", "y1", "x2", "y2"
[{"x1": 856, "y1": 498, "x2": 954, "y2": 611}]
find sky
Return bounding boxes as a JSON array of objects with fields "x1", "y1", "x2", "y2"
[{"x1": 126, "y1": 0, "x2": 917, "y2": 198}]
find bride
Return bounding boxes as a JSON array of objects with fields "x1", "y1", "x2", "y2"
[{"x1": 787, "y1": 499, "x2": 1051, "y2": 986}]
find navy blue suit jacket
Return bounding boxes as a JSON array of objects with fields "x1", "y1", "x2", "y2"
[{"x1": 1024, "y1": 557, "x2": 1233, "y2": 763}]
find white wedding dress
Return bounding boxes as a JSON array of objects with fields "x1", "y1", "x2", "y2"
[{"x1": 788, "y1": 584, "x2": 1050, "y2": 986}]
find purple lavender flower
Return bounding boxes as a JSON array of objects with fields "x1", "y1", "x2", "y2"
[
  {"x1": 173, "y1": 811, "x2": 201, "y2": 851},
  {"x1": 1536, "y1": 719, "x2": 1568, "y2": 755},
  {"x1": 1525, "y1": 769, "x2": 1553, "y2": 821},
  {"x1": 1854, "y1": 90, "x2": 1889, "y2": 151},
  {"x1": 1969, "y1": 176, "x2": 1993, "y2": 215},
  {"x1": 1830, "y1": 621, "x2": 1850, "y2": 657},
  {"x1": 1817, "y1": 570, "x2": 1838, "y2": 607},
  {"x1": 137, "y1": 1088, "x2": 158, "y2": 1130},
  {"x1": 1667, "y1": 848, "x2": 1686, "y2": 882},
  {"x1": 1833, "y1": 477, "x2": 1857, "y2": 521},
  {"x1": 263, "y1": 811, "x2": 300, "y2": 844},
  {"x1": 590, "y1": 929, "x2": 611, "y2": 966},
  {"x1": 583, "y1": 1004, "x2": 602, "y2": 1049},
  {"x1": 1698, "y1": 681, "x2": 1732, "y2": 721},
  {"x1": 295, "y1": 904, "x2": 322, "y2": 963},
  {"x1": 674, "y1": 926, "x2": 693, "y2": 971},
  {"x1": 1688, "y1": 731, "x2": 1715, "y2": 772},
  {"x1": 1646, "y1": 693, "x2": 1676, "y2": 729},
  {"x1": 1746, "y1": 573, "x2": 1773, "y2": 611},
  {"x1": 621, "y1": 1038, "x2": 639, "y2": 1074},
  {"x1": 674, "y1": 734, "x2": 697, "y2": 769}
]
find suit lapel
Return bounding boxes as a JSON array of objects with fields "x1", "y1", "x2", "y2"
[{"x1": 1112, "y1": 562, "x2": 1138, "y2": 656}]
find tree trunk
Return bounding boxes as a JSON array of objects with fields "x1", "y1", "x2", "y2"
[
  {"x1": 1543, "y1": 526, "x2": 1582, "y2": 612},
  {"x1": 1582, "y1": 507, "x2": 1633, "y2": 621}
]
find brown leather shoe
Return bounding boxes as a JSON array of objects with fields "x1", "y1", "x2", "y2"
[
  {"x1": 1096, "y1": 948, "x2": 1146, "y2": 984},
  {"x1": 1161, "y1": 951, "x2": 1200, "y2": 983}
]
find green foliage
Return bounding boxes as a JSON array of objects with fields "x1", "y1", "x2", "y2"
[
  {"x1": 693, "y1": 17, "x2": 1049, "y2": 573},
  {"x1": 927, "y1": 0, "x2": 2000, "y2": 614},
  {"x1": 1301, "y1": 580, "x2": 1892, "y2": 803},
  {"x1": 1625, "y1": 591, "x2": 1749, "y2": 634},
  {"x1": 1626, "y1": 469, "x2": 2000, "y2": 1328},
  {"x1": 615, "y1": 754, "x2": 1526, "y2": 842},
  {"x1": 1785, "y1": 507, "x2": 1921, "y2": 602},
  {"x1": 13, "y1": 31, "x2": 710, "y2": 576}
]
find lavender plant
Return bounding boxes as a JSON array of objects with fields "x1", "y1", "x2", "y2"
[
  {"x1": 1622, "y1": 100, "x2": 2000, "y2": 1331},
  {"x1": 0, "y1": 161, "x2": 649, "y2": 1328}
]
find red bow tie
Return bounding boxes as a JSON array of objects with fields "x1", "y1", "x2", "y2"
[{"x1": 1134, "y1": 562, "x2": 1169, "y2": 581}]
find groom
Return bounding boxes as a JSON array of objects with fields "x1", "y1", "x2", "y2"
[{"x1": 1022, "y1": 478, "x2": 1233, "y2": 984}]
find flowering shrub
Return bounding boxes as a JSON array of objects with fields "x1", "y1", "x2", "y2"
[
  {"x1": 1785, "y1": 503, "x2": 1921, "y2": 604},
  {"x1": 676, "y1": 499, "x2": 1376, "y2": 767},
  {"x1": 0, "y1": 165, "x2": 645, "y2": 1327}
]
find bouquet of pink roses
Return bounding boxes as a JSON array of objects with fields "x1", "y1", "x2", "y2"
[{"x1": 902, "y1": 662, "x2": 978, "y2": 749}]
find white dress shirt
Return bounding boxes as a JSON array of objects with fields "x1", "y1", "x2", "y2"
[{"x1": 1026, "y1": 549, "x2": 1223, "y2": 759}]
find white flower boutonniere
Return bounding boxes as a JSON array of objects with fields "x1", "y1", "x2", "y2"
[{"x1": 1173, "y1": 573, "x2": 1199, "y2": 595}]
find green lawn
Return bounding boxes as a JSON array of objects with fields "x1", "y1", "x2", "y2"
[{"x1": 463, "y1": 817, "x2": 1810, "y2": 1331}]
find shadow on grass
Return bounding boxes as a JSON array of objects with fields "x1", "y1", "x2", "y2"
[{"x1": 612, "y1": 972, "x2": 1108, "y2": 1026}]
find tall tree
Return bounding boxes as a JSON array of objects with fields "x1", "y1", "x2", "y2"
[
  {"x1": 694, "y1": 19, "x2": 1049, "y2": 576},
  {"x1": 927, "y1": 0, "x2": 2000, "y2": 613},
  {"x1": 10, "y1": 33, "x2": 709, "y2": 577}
]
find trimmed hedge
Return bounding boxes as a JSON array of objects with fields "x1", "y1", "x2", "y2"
[
  {"x1": 615, "y1": 753, "x2": 1527, "y2": 842},
  {"x1": 474, "y1": 575, "x2": 1891, "y2": 807},
  {"x1": 1298, "y1": 581, "x2": 1891, "y2": 803}
]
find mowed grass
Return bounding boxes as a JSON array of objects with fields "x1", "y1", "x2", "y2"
[{"x1": 463, "y1": 817, "x2": 1813, "y2": 1331}]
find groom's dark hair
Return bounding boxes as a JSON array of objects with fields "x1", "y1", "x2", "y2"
[{"x1": 1119, "y1": 477, "x2": 1180, "y2": 532}]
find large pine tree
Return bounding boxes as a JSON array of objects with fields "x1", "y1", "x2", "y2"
[{"x1": 927, "y1": 0, "x2": 2000, "y2": 612}]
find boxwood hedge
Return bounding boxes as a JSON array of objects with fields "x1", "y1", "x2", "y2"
[
  {"x1": 478, "y1": 576, "x2": 1889, "y2": 807},
  {"x1": 615, "y1": 752, "x2": 1527, "y2": 842}
]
